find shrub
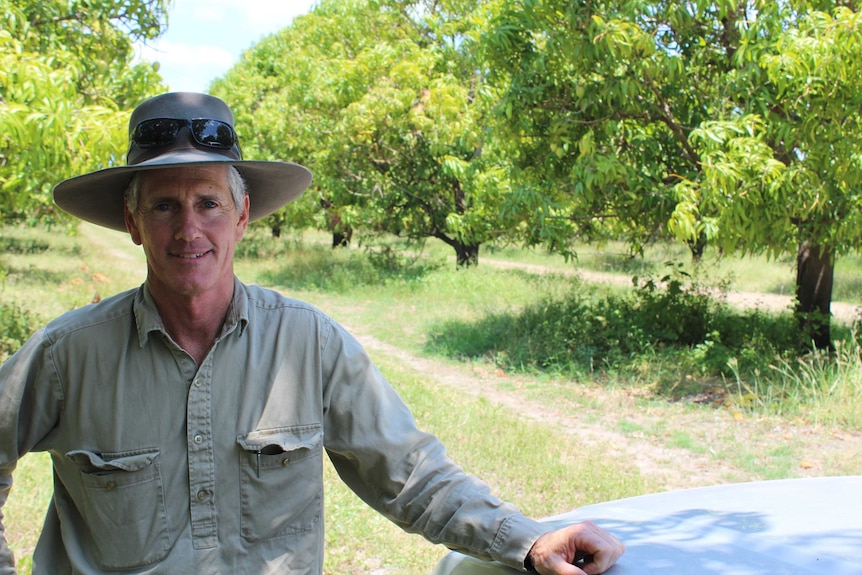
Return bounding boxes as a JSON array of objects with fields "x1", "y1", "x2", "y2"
[
  {"x1": 0, "y1": 300, "x2": 38, "y2": 361},
  {"x1": 426, "y1": 267, "x2": 806, "y2": 387}
]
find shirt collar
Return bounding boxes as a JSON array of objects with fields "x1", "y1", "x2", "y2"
[
  {"x1": 133, "y1": 277, "x2": 250, "y2": 348},
  {"x1": 225, "y1": 277, "x2": 250, "y2": 338}
]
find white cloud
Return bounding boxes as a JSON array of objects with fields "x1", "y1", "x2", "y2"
[
  {"x1": 141, "y1": 40, "x2": 233, "y2": 68},
  {"x1": 135, "y1": 0, "x2": 316, "y2": 93},
  {"x1": 137, "y1": 39, "x2": 234, "y2": 92}
]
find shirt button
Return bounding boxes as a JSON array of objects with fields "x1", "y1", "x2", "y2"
[
  {"x1": 194, "y1": 434, "x2": 203, "y2": 444},
  {"x1": 105, "y1": 481, "x2": 117, "y2": 491},
  {"x1": 194, "y1": 379, "x2": 201, "y2": 387},
  {"x1": 196, "y1": 489, "x2": 208, "y2": 501},
  {"x1": 281, "y1": 458, "x2": 290, "y2": 467}
]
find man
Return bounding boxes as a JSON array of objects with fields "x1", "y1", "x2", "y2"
[{"x1": 0, "y1": 93, "x2": 624, "y2": 574}]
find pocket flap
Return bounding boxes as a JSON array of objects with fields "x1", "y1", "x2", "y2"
[
  {"x1": 237, "y1": 424, "x2": 321, "y2": 454},
  {"x1": 66, "y1": 449, "x2": 160, "y2": 472}
]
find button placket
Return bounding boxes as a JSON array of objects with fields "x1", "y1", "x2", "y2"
[{"x1": 187, "y1": 358, "x2": 218, "y2": 549}]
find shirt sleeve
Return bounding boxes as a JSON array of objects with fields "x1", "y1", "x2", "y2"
[
  {"x1": 318, "y1": 321, "x2": 552, "y2": 571},
  {"x1": 0, "y1": 330, "x2": 65, "y2": 574}
]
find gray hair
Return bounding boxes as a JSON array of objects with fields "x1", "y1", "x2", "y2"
[{"x1": 124, "y1": 166, "x2": 248, "y2": 216}]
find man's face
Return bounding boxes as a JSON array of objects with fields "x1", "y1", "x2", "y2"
[{"x1": 124, "y1": 165, "x2": 249, "y2": 303}]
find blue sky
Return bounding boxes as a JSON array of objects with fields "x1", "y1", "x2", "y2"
[{"x1": 136, "y1": 0, "x2": 317, "y2": 93}]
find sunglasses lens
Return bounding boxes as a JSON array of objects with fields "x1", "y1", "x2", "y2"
[
  {"x1": 131, "y1": 118, "x2": 237, "y2": 151},
  {"x1": 191, "y1": 119, "x2": 236, "y2": 148},
  {"x1": 134, "y1": 119, "x2": 181, "y2": 148}
]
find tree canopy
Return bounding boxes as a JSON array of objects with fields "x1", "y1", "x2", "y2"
[
  {"x1": 5, "y1": 0, "x2": 862, "y2": 346},
  {"x1": 0, "y1": 0, "x2": 167, "y2": 226},
  {"x1": 212, "y1": 0, "x2": 517, "y2": 265},
  {"x1": 479, "y1": 0, "x2": 862, "y2": 346}
]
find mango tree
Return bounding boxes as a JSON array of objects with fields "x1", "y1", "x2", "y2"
[
  {"x1": 480, "y1": 0, "x2": 862, "y2": 347},
  {"x1": 480, "y1": 0, "x2": 703, "y2": 258},
  {"x1": 213, "y1": 0, "x2": 513, "y2": 266},
  {"x1": 0, "y1": 0, "x2": 167, "y2": 226},
  {"x1": 673, "y1": 4, "x2": 862, "y2": 349}
]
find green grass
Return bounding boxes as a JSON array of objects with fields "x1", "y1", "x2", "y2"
[
  {"x1": 240, "y1": 227, "x2": 862, "y2": 305},
  {"x1": 483, "y1": 238, "x2": 862, "y2": 305},
  {"x1": 666, "y1": 430, "x2": 706, "y2": 454},
  {"x1": 3, "y1": 223, "x2": 862, "y2": 573},
  {"x1": 217, "y1": 229, "x2": 862, "y2": 442},
  {"x1": 0, "y1": 225, "x2": 145, "y2": 318},
  {"x1": 323, "y1": 355, "x2": 649, "y2": 573},
  {"x1": 3, "y1": 453, "x2": 51, "y2": 573},
  {"x1": 727, "y1": 338, "x2": 862, "y2": 429}
]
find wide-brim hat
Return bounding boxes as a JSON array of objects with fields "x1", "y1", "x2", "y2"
[{"x1": 53, "y1": 92, "x2": 312, "y2": 232}]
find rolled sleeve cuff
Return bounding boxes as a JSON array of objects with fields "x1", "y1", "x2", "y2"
[{"x1": 489, "y1": 514, "x2": 554, "y2": 572}]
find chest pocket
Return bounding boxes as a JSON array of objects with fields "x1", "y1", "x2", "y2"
[
  {"x1": 236, "y1": 424, "x2": 323, "y2": 542},
  {"x1": 66, "y1": 448, "x2": 170, "y2": 570}
]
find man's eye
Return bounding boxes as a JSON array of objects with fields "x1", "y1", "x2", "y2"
[
  {"x1": 203, "y1": 200, "x2": 218, "y2": 209},
  {"x1": 153, "y1": 203, "x2": 172, "y2": 212}
]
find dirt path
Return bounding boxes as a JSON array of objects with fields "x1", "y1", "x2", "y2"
[
  {"x1": 326, "y1": 255, "x2": 862, "y2": 491},
  {"x1": 483, "y1": 259, "x2": 862, "y2": 323},
  {"x1": 351, "y1": 329, "x2": 747, "y2": 491},
  {"x1": 344, "y1": 326, "x2": 862, "y2": 493}
]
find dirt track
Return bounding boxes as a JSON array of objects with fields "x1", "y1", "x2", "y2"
[{"x1": 343, "y1": 259, "x2": 862, "y2": 492}]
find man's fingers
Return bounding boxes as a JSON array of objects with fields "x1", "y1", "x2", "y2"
[
  {"x1": 530, "y1": 521, "x2": 625, "y2": 575},
  {"x1": 580, "y1": 525, "x2": 625, "y2": 575},
  {"x1": 544, "y1": 554, "x2": 588, "y2": 575}
]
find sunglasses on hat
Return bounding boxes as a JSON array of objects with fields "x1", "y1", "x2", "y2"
[{"x1": 130, "y1": 118, "x2": 238, "y2": 150}]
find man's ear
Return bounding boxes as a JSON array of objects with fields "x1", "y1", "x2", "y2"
[
  {"x1": 236, "y1": 194, "x2": 250, "y2": 241},
  {"x1": 124, "y1": 199, "x2": 142, "y2": 246}
]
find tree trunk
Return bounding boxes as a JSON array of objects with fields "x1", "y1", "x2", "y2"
[
  {"x1": 687, "y1": 232, "x2": 707, "y2": 262},
  {"x1": 450, "y1": 180, "x2": 478, "y2": 267},
  {"x1": 455, "y1": 242, "x2": 479, "y2": 267},
  {"x1": 435, "y1": 231, "x2": 480, "y2": 267},
  {"x1": 795, "y1": 241, "x2": 834, "y2": 350},
  {"x1": 332, "y1": 229, "x2": 352, "y2": 248},
  {"x1": 320, "y1": 197, "x2": 352, "y2": 248}
]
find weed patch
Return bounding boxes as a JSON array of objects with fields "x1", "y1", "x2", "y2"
[
  {"x1": 254, "y1": 243, "x2": 443, "y2": 292},
  {"x1": 426, "y1": 269, "x2": 812, "y2": 401},
  {"x1": 0, "y1": 301, "x2": 39, "y2": 361},
  {"x1": 731, "y1": 337, "x2": 862, "y2": 428}
]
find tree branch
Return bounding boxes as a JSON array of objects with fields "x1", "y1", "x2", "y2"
[{"x1": 643, "y1": 69, "x2": 700, "y2": 167}]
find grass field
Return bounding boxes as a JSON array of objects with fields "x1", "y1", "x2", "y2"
[{"x1": 2, "y1": 223, "x2": 861, "y2": 574}]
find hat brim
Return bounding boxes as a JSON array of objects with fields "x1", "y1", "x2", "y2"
[{"x1": 53, "y1": 149, "x2": 313, "y2": 232}]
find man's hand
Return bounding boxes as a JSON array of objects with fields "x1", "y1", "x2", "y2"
[{"x1": 527, "y1": 521, "x2": 625, "y2": 575}]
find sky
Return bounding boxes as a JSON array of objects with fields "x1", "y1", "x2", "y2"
[{"x1": 135, "y1": 0, "x2": 318, "y2": 94}]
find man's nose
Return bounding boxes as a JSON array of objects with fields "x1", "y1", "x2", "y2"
[{"x1": 174, "y1": 206, "x2": 204, "y2": 240}]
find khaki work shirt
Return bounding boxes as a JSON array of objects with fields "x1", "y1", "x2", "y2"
[{"x1": 0, "y1": 279, "x2": 549, "y2": 574}]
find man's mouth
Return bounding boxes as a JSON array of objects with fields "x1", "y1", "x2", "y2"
[{"x1": 176, "y1": 251, "x2": 208, "y2": 259}]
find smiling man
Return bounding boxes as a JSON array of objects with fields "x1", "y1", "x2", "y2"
[
  {"x1": 0, "y1": 92, "x2": 624, "y2": 575},
  {"x1": 124, "y1": 165, "x2": 250, "y2": 363}
]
